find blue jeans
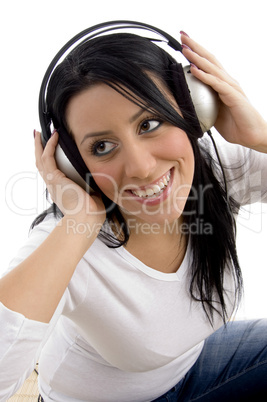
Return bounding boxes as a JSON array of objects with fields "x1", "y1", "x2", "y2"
[{"x1": 152, "y1": 319, "x2": 267, "y2": 401}]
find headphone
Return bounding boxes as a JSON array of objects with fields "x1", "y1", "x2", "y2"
[{"x1": 39, "y1": 20, "x2": 220, "y2": 191}]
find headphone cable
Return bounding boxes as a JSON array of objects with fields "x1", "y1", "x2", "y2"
[{"x1": 207, "y1": 129, "x2": 229, "y2": 202}]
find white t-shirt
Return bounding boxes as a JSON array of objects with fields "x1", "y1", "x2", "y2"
[{"x1": 1, "y1": 137, "x2": 267, "y2": 401}]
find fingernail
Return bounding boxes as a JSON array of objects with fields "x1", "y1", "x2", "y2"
[
  {"x1": 51, "y1": 129, "x2": 57, "y2": 136},
  {"x1": 190, "y1": 63, "x2": 199, "y2": 70},
  {"x1": 180, "y1": 31, "x2": 190, "y2": 38},
  {"x1": 181, "y1": 44, "x2": 192, "y2": 51},
  {"x1": 33, "y1": 129, "x2": 36, "y2": 138}
]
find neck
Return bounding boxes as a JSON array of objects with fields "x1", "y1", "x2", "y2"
[{"x1": 122, "y1": 217, "x2": 187, "y2": 274}]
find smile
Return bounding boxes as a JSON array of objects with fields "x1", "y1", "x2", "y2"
[{"x1": 129, "y1": 171, "x2": 171, "y2": 199}]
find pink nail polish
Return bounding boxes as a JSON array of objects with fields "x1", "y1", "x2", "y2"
[
  {"x1": 33, "y1": 129, "x2": 36, "y2": 138},
  {"x1": 180, "y1": 31, "x2": 190, "y2": 38},
  {"x1": 190, "y1": 63, "x2": 199, "y2": 70},
  {"x1": 181, "y1": 44, "x2": 192, "y2": 51}
]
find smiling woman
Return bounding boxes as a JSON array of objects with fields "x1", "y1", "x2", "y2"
[
  {"x1": 66, "y1": 82, "x2": 195, "y2": 227},
  {"x1": 0, "y1": 22, "x2": 267, "y2": 402},
  {"x1": 39, "y1": 32, "x2": 241, "y2": 317}
]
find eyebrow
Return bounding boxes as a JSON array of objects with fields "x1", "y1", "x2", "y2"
[{"x1": 80, "y1": 108, "x2": 146, "y2": 146}]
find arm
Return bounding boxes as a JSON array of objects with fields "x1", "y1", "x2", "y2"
[
  {"x1": 0, "y1": 131, "x2": 106, "y2": 323},
  {"x1": 180, "y1": 33, "x2": 267, "y2": 153},
  {"x1": 0, "y1": 215, "x2": 96, "y2": 323},
  {"x1": 0, "y1": 299, "x2": 60, "y2": 400}
]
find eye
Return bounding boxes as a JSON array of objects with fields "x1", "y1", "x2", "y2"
[
  {"x1": 140, "y1": 119, "x2": 162, "y2": 134},
  {"x1": 91, "y1": 140, "x2": 117, "y2": 156}
]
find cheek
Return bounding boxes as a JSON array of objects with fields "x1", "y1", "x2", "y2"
[
  {"x1": 160, "y1": 129, "x2": 194, "y2": 167},
  {"x1": 89, "y1": 165, "x2": 119, "y2": 200}
]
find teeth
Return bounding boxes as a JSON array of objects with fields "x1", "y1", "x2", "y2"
[
  {"x1": 135, "y1": 189, "x2": 146, "y2": 197},
  {"x1": 146, "y1": 188, "x2": 154, "y2": 196},
  {"x1": 131, "y1": 172, "x2": 171, "y2": 198},
  {"x1": 152, "y1": 184, "x2": 161, "y2": 193}
]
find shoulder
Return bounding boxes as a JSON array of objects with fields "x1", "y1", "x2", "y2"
[
  {"x1": 199, "y1": 133, "x2": 249, "y2": 167},
  {"x1": 199, "y1": 133, "x2": 267, "y2": 204}
]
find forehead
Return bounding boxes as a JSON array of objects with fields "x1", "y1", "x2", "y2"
[
  {"x1": 66, "y1": 83, "x2": 141, "y2": 128},
  {"x1": 66, "y1": 76, "x2": 179, "y2": 130}
]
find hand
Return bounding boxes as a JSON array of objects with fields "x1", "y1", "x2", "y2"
[
  {"x1": 34, "y1": 130, "x2": 106, "y2": 224},
  {"x1": 180, "y1": 32, "x2": 267, "y2": 153}
]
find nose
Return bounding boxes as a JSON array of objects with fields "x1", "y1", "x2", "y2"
[{"x1": 124, "y1": 142, "x2": 156, "y2": 179}]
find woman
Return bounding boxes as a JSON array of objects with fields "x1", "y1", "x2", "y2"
[{"x1": 0, "y1": 26, "x2": 266, "y2": 401}]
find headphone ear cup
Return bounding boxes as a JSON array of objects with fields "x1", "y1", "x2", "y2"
[
  {"x1": 55, "y1": 144, "x2": 92, "y2": 193},
  {"x1": 183, "y1": 65, "x2": 220, "y2": 132}
]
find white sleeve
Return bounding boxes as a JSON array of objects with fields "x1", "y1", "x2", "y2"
[
  {"x1": 200, "y1": 134, "x2": 267, "y2": 205},
  {"x1": 0, "y1": 215, "x2": 65, "y2": 400},
  {"x1": 2, "y1": 214, "x2": 59, "y2": 276},
  {"x1": 221, "y1": 143, "x2": 267, "y2": 206},
  {"x1": 0, "y1": 296, "x2": 66, "y2": 400}
]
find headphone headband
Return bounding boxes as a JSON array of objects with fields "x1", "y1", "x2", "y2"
[
  {"x1": 39, "y1": 20, "x2": 219, "y2": 191},
  {"x1": 39, "y1": 20, "x2": 183, "y2": 126}
]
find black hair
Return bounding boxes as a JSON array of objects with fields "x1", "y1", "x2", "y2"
[{"x1": 33, "y1": 33, "x2": 242, "y2": 324}]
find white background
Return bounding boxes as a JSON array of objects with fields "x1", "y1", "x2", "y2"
[{"x1": 1, "y1": 0, "x2": 266, "y2": 319}]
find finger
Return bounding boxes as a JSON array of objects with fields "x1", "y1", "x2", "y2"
[
  {"x1": 34, "y1": 130, "x2": 44, "y2": 160},
  {"x1": 34, "y1": 130, "x2": 62, "y2": 184},
  {"x1": 180, "y1": 33, "x2": 224, "y2": 70},
  {"x1": 190, "y1": 65, "x2": 246, "y2": 108},
  {"x1": 40, "y1": 131, "x2": 60, "y2": 172},
  {"x1": 34, "y1": 130, "x2": 45, "y2": 175},
  {"x1": 181, "y1": 43, "x2": 227, "y2": 80},
  {"x1": 180, "y1": 39, "x2": 246, "y2": 97},
  {"x1": 190, "y1": 54, "x2": 246, "y2": 97}
]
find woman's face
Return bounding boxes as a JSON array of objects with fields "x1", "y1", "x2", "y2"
[{"x1": 66, "y1": 82, "x2": 195, "y2": 226}]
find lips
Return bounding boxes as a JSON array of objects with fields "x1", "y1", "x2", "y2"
[{"x1": 128, "y1": 170, "x2": 171, "y2": 199}]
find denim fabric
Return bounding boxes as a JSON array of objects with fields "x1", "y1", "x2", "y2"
[{"x1": 152, "y1": 319, "x2": 267, "y2": 401}]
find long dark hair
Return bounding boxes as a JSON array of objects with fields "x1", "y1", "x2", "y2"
[{"x1": 33, "y1": 33, "x2": 242, "y2": 324}]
